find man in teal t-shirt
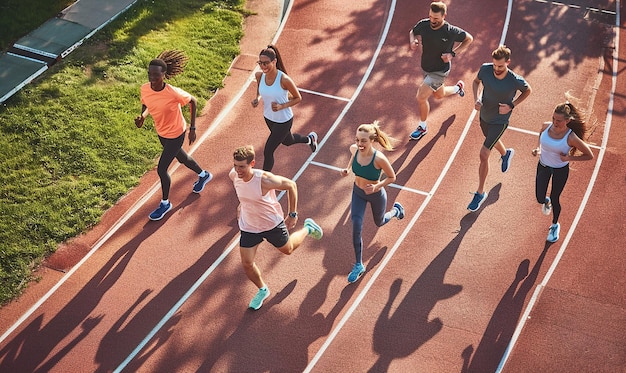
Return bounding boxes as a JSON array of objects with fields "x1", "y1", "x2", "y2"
[{"x1": 467, "y1": 45, "x2": 532, "y2": 212}]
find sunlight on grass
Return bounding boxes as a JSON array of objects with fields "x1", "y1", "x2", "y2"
[{"x1": 0, "y1": 0, "x2": 247, "y2": 305}]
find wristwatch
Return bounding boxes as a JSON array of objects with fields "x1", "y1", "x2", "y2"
[
  {"x1": 288, "y1": 211, "x2": 298, "y2": 218},
  {"x1": 450, "y1": 51, "x2": 456, "y2": 57}
]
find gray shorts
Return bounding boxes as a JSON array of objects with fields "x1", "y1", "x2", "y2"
[
  {"x1": 423, "y1": 70, "x2": 450, "y2": 91},
  {"x1": 480, "y1": 118, "x2": 508, "y2": 150}
]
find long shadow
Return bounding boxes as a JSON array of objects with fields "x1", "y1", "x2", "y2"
[
  {"x1": 0, "y1": 218, "x2": 166, "y2": 371},
  {"x1": 460, "y1": 241, "x2": 553, "y2": 373},
  {"x1": 94, "y1": 220, "x2": 241, "y2": 372},
  {"x1": 393, "y1": 114, "x2": 456, "y2": 185},
  {"x1": 367, "y1": 183, "x2": 502, "y2": 372}
]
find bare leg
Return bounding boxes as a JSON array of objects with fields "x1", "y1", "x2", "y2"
[
  {"x1": 239, "y1": 245, "x2": 265, "y2": 288},
  {"x1": 416, "y1": 83, "x2": 434, "y2": 122},
  {"x1": 478, "y1": 145, "x2": 491, "y2": 194},
  {"x1": 276, "y1": 227, "x2": 309, "y2": 255}
]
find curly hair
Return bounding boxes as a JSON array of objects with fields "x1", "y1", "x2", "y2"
[{"x1": 149, "y1": 50, "x2": 189, "y2": 79}]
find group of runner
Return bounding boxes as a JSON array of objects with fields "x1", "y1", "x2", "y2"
[{"x1": 135, "y1": 1, "x2": 594, "y2": 310}]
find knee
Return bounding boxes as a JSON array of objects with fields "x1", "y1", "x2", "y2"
[
  {"x1": 241, "y1": 259, "x2": 255, "y2": 271},
  {"x1": 479, "y1": 148, "x2": 490, "y2": 162}
]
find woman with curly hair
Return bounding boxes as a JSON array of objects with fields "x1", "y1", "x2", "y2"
[
  {"x1": 135, "y1": 50, "x2": 213, "y2": 221},
  {"x1": 532, "y1": 95, "x2": 594, "y2": 242}
]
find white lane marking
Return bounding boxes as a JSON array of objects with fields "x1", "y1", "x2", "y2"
[
  {"x1": 310, "y1": 161, "x2": 430, "y2": 196},
  {"x1": 496, "y1": 2, "x2": 619, "y2": 372},
  {"x1": 299, "y1": 88, "x2": 351, "y2": 102},
  {"x1": 533, "y1": 0, "x2": 616, "y2": 14}
]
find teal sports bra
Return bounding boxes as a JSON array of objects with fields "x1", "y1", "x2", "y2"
[{"x1": 352, "y1": 150, "x2": 381, "y2": 181}]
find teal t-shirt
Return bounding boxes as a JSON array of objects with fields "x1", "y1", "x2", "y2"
[{"x1": 478, "y1": 63, "x2": 529, "y2": 125}]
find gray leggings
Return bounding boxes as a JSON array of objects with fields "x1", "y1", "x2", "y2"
[{"x1": 351, "y1": 184, "x2": 395, "y2": 263}]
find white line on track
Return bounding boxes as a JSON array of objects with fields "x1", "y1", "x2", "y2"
[
  {"x1": 496, "y1": 1, "x2": 619, "y2": 371},
  {"x1": 310, "y1": 161, "x2": 430, "y2": 196},
  {"x1": 298, "y1": 88, "x2": 351, "y2": 102},
  {"x1": 533, "y1": 0, "x2": 617, "y2": 15}
]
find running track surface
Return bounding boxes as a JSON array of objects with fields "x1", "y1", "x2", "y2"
[{"x1": 1, "y1": 0, "x2": 624, "y2": 371}]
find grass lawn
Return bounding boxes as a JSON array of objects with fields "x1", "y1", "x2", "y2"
[{"x1": 0, "y1": 0, "x2": 248, "y2": 305}]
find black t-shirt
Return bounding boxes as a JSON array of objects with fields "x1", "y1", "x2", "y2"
[{"x1": 412, "y1": 19, "x2": 467, "y2": 72}]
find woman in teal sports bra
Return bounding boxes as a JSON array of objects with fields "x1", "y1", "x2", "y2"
[{"x1": 340, "y1": 121, "x2": 405, "y2": 283}]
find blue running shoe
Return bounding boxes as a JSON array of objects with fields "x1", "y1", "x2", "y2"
[
  {"x1": 393, "y1": 202, "x2": 405, "y2": 220},
  {"x1": 467, "y1": 191, "x2": 488, "y2": 212},
  {"x1": 193, "y1": 171, "x2": 213, "y2": 193},
  {"x1": 501, "y1": 149, "x2": 515, "y2": 173},
  {"x1": 149, "y1": 201, "x2": 172, "y2": 221},
  {"x1": 347, "y1": 262, "x2": 366, "y2": 283},
  {"x1": 547, "y1": 223, "x2": 560, "y2": 243},
  {"x1": 308, "y1": 132, "x2": 318, "y2": 153},
  {"x1": 304, "y1": 218, "x2": 323, "y2": 240},
  {"x1": 410, "y1": 125, "x2": 428, "y2": 141},
  {"x1": 249, "y1": 287, "x2": 270, "y2": 310}
]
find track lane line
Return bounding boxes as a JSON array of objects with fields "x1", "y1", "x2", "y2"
[{"x1": 495, "y1": 2, "x2": 619, "y2": 371}]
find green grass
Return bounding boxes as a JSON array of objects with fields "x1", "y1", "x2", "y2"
[
  {"x1": 0, "y1": 0, "x2": 76, "y2": 50},
  {"x1": 0, "y1": 0, "x2": 249, "y2": 305}
]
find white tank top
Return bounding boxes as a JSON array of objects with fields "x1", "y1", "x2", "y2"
[
  {"x1": 539, "y1": 123, "x2": 572, "y2": 168},
  {"x1": 259, "y1": 70, "x2": 293, "y2": 123},
  {"x1": 230, "y1": 168, "x2": 284, "y2": 233}
]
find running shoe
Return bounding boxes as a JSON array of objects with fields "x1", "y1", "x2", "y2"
[
  {"x1": 193, "y1": 171, "x2": 213, "y2": 193},
  {"x1": 410, "y1": 125, "x2": 428, "y2": 141},
  {"x1": 348, "y1": 262, "x2": 366, "y2": 283},
  {"x1": 547, "y1": 223, "x2": 560, "y2": 243},
  {"x1": 308, "y1": 132, "x2": 318, "y2": 153},
  {"x1": 304, "y1": 218, "x2": 323, "y2": 240},
  {"x1": 542, "y1": 197, "x2": 552, "y2": 215},
  {"x1": 456, "y1": 80, "x2": 465, "y2": 97},
  {"x1": 249, "y1": 287, "x2": 270, "y2": 310},
  {"x1": 467, "y1": 191, "x2": 488, "y2": 212},
  {"x1": 501, "y1": 149, "x2": 515, "y2": 173},
  {"x1": 393, "y1": 202, "x2": 405, "y2": 220},
  {"x1": 149, "y1": 201, "x2": 172, "y2": 221}
]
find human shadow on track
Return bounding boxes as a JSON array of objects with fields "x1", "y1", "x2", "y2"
[
  {"x1": 95, "y1": 222, "x2": 241, "y2": 372},
  {"x1": 368, "y1": 183, "x2": 501, "y2": 372},
  {"x1": 393, "y1": 114, "x2": 456, "y2": 185},
  {"x1": 460, "y1": 241, "x2": 553, "y2": 373},
  {"x1": 195, "y1": 247, "x2": 387, "y2": 372},
  {"x1": 0, "y1": 199, "x2": 189, "y2": 372}
]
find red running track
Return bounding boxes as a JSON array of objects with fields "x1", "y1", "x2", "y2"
[{"x1": 0, "y1": 0, "x2": 624, "y2": 371}]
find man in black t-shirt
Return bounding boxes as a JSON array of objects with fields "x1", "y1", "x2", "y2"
[{"x1": 409, "y1": 1, "x2": 473, "y2": 140}]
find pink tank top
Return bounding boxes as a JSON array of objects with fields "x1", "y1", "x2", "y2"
[{"x1": 230, "y1": 168, "x2": 284, "y2": 233}]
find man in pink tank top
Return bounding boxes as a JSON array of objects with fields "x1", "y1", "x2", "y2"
[{"x1": 229, "y1": 145, "x2": 323, "y2": 310}]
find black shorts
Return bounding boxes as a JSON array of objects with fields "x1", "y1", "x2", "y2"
[
  {"x1": 480, "y1": 119, "x2": 508, "y2": 150},
  {"x1": 240, "y1": 221, "x2": 289, "y2": 248}
]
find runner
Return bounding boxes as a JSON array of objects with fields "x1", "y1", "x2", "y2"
[
  {"x1": 229, "y1": 145, "x2": 323, "y2": 310},
  {"x1": 135, "y1": 50, "x2": 213, "y2": 221},
  {"x1": 468, "y1": 45, "x2": 532, "y2": 212},
  {"x1": 251, "y1": 45, "x2": 318, "y2": 172},
  {"x1": 532, "y1": 97, "x2": 594, "y2": 242},
  {"x1": 340, "y1": 122, "x2": 405, "y2": 283},
  {"x1": 409, "y1": 1, "x2": 473, "y2": 140}
]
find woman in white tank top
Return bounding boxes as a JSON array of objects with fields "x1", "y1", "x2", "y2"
[
  {"x1": 532, "y1": 98, "x2": 594, "y2": 242},
  {"x1": 251, "y1": 45, "x2": 318, "y2": 171}
]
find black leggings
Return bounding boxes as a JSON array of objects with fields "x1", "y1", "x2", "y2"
[
  {"x1": 263, "y1": 117, "x2": 308, "y2": 171},
  {"x1": 158, "y1": 132, "x2": 202, "y2": 200},
  {"x1": 535, "y1": 162, "x2": 569, "y2": 224}
]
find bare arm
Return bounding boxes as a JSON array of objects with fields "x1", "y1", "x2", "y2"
[
  {"x1": 532, "y1": 122, "x2": 551, "y2": 156},
  {"x1": 341, "y1": 144, "x2": 358, "y2": 177},
  {"x1": 371, "y1": 152, "x2": 396, "y2": 192},
  {"x1": 261, "y1": 171, "x2": 298, "y2": 227},
  {"x1": 473, "y1": 76, "x2": 482, "y2": 110},
  {"x1": 563, "y1": 133, "x2": 594, "y2": 162},
  {"x1": 276, "y1": 73, "x2": 302, "y2": 111},
  {"x1": 453, "y1": 32, "x2": 473, "y2": 55},
  {"x1": 251, "y1": 71, "x2": 263, "y2": 107}
]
